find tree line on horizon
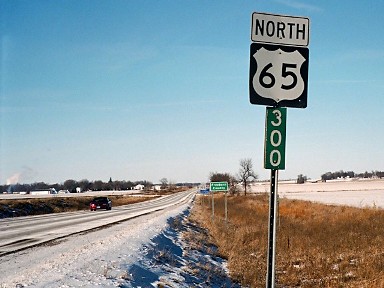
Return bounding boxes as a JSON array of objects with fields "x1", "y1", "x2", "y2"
[
  {"x1": 3, "y1": 166, "x2": 382, "y2": 194},
  {"x1": 0, "y1": 178, "x2": 198, "y2": 194},
  {"x1": 320, "y1": 170, "x2": 384, "y2": 181}
]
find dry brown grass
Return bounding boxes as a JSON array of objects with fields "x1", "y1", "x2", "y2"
[
  {"x1": 191, "y1": 194, "x2": 384, "y2": 287},
  {"x1": 0, "y1": 194, "x2": 157, "y2": 217}
]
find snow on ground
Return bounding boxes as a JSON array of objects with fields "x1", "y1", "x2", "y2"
[
  {"x1": 2, "y1": 179, "x2": 382, "y2": 287},
  {"x1": 0, "y1": 196, "x2": 239, "y2": 288},
  {"x1": 124, "y1": 211, "x2": 240, "y2": 288},
  {"x1": 250, "y1": 179, "x2": 384, "y2": 208}
]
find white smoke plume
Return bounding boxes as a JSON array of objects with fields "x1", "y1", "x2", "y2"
[
  {"x1": 6, "y1": 173, "x2": 20, "y2": 185},
  {"x1": 6, "y1": 166, "x2": 36, "y2": 185}
]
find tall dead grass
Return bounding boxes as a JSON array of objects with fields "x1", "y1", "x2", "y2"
[
  {"x1": 0, "y1": 195, "x2": 156, "y2": 217},
  {"x1": 191, "y1": 194, "x2": 384, "y2": 287}
]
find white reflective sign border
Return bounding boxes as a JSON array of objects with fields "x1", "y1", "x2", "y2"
[{"x1": 251, "y1": 12, "x2": 310, "y2": 47}]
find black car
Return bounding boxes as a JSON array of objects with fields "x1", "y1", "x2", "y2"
[{"x1": 90, "y1": 197, "x2": 112, "y2": 211}]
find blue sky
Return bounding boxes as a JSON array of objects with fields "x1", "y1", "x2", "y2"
[{"x1": 1, "y1": 0, "x2": 383, "y2": 185}]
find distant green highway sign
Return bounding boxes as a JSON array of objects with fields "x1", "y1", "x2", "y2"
[{"x1": 210, "y1": 182, "x2": 228, "y2": 192}]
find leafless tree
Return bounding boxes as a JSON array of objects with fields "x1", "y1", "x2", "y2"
[
  {"x1": 160, "y1": 178, "x2": 168, "y2": 189},
  {"x1": 209, "y1": 172, "x2": 231, "y2": 183},
  {"x1": 238, "y1": 158, "x2": 257, "y2": 196}
]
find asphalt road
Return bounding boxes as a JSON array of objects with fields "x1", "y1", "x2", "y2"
[{"x1": 0, "y1": 189, "x2": 196, "y2": 256}]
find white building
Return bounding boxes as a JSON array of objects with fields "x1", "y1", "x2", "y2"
[
  {"x1": 30, "y1": 188, "x2": 57, "y2": 195},
  {"x1": 133, "y1": 184, "x2": 145, "y2": 190}
]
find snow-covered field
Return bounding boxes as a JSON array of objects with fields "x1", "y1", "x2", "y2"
[
  {"x1": 1, "y1": 179, "x2": 383, "y2": 287},
  {"x1": 250, "y1": 179, "x2": 384, "y2": 208}
]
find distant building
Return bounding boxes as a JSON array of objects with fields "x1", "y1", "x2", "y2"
[
  {"x1": 30, "y1": 188, "x2": 57, "y2": 195},
  {"x1": 133, "y1": 184, "x2": 145, "y2": 190}
]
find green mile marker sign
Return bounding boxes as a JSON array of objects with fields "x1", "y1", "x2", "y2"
[
  {"x1": 210, "y1": 182, "x2": 229, "y2": 192},
  {"x1": 264, "y1": 107, "x2": 287, "y2": 170}
]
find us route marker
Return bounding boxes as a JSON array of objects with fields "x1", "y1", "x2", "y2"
[{"x1": 250, "y1": 12, "x2": 309, "y2": 108}]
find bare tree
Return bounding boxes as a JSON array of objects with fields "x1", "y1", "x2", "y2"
[
  {"x1": 63, "y1": 179, "x2": 78, "y2": 193},
  {"x1": 78, "y1": 179, "x2": 90, "y2": 192},
  {"x1": 228, "y1": 174, "x2": 240, "y2": 196},
  {"x1": 296, "y1": 174, "x2": 307, "y2": 184},
  {"x1": 159, "y1": 178, "x2": 168, "y2": 189},
  {"x1": 238, "y1": 158, "x2": 257, "y2": 196},
  {"x1": 209, "y1": 172, "x2": 231, "y2": 183}
]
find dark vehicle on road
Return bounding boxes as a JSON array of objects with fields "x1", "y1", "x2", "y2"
[{"x1": 90, "y1": 197, "x2": 112, "y2": 211}]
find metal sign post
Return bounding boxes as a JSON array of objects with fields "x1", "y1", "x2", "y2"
[
  {"x1": 249, "y1": 11, "x2": 310, "y2": 287},
  {"x1": 210, "y1": 182, "x2": 229, "y2": 222},
  {"x1": 264, "y1": 107, "x2": 285, "y2": 288},
  {"x1": 267, "y1": 169, "x2": 278, "y2": 288},
  {"x1": 225, "y1": 190, "x2": 228, "y2": 222},
  {"x1": 212, "y1": 189, "x2": 215, "y2": 221}
]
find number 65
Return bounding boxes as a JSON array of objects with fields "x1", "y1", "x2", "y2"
[{"x1": 259, "y1": 63, "x2": 298, "y2": 90}]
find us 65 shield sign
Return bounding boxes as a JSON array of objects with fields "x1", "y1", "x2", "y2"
[{"x1": 249, "y1": 43, "x2": 309, "y2": 108}]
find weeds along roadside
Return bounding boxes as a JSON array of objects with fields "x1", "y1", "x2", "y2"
[
  {"x1": 190, "y1": 193, "x2": 384, "y2": 287},
  {"x1": 0, "y1": 195, "x2": 157, "y2": 218}
]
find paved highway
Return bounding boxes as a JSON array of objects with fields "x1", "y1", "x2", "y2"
[{"x1": 0, "y1": 189, "x2": 196, "y2": 256}]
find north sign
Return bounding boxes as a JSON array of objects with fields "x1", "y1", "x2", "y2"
[{"x1": 251, "y1": 12, "x2": 310, "y2": 47}]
